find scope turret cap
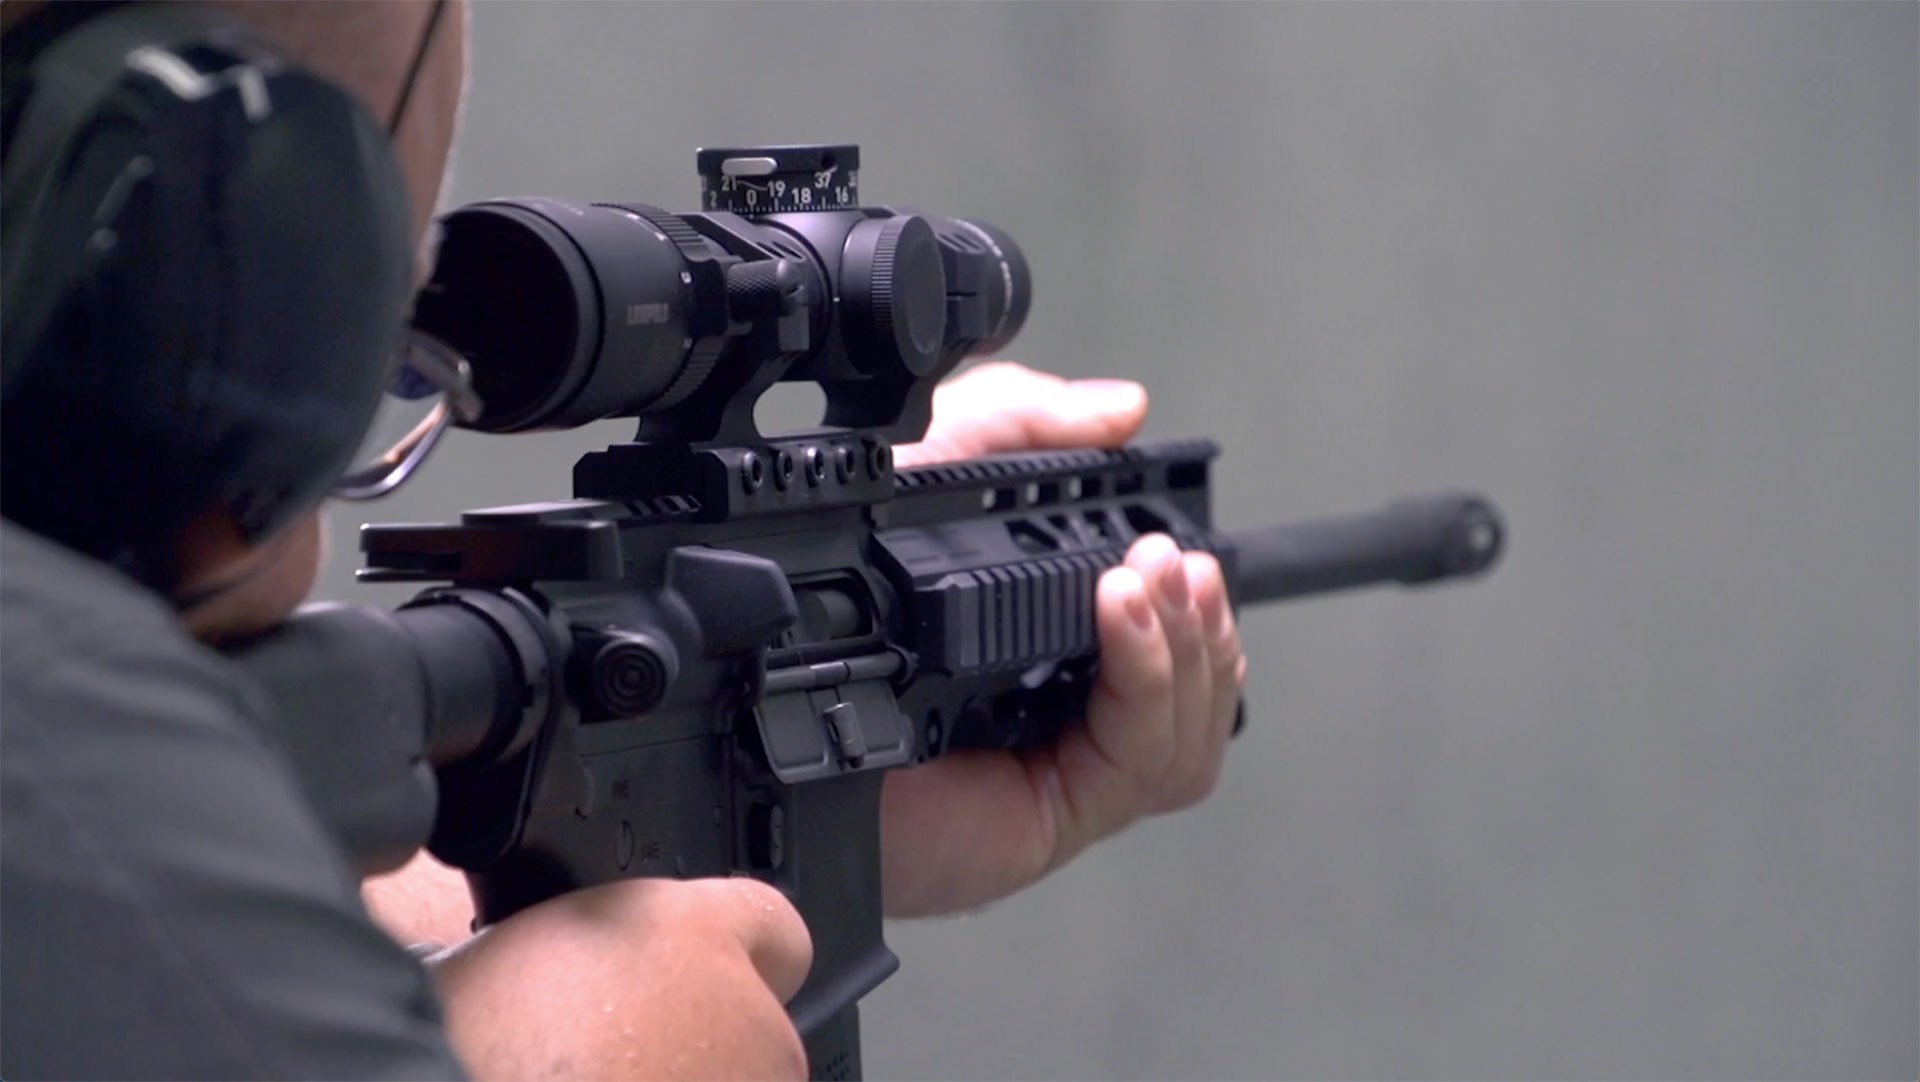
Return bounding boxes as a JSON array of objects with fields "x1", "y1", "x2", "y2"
[{"x1": 841, "y1": 215, "x2": 947, "y2": 378}]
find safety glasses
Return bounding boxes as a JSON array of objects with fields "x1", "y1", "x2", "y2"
[{"x1": 332, "y1": 328, "x2": 483, "y2": 501}]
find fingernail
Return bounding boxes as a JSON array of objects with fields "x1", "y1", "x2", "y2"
[
  {"x1": 1159, "y1": 553, "x2": 1192, "y2": 611},
  {"x1": 1125, "y1": 588, "x2": 1156, "y2": 631}
]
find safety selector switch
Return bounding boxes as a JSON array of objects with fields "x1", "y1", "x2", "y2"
[{"x1": 821, "y1": 701, "x2": 868, "y2": 767}]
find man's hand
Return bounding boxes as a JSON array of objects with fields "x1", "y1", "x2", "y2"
[
  {"x1": 364, "y1": 856, "x2": 812, "y2": 1080},
  {"x1": 881, "y1": 362, "x2": 1246, "y2": 917},
  {"x1": 430, "y1": 876, "x2": 811, "y2": 1081}
]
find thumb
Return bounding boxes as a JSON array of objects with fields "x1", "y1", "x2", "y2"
[
  {"x1": 695, "y1": 878, "x2": 815, "y2": 1005},
  {"x1": 1024, "y1": 377, "x2": 1150, "y2": 449},
  {"x1": 905, "y1": 361, "x2": 1150, "y2": 464}
]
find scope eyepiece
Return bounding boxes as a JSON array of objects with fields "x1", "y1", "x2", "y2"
[{"x1": 411, "y1": 199, "x2": 696, "y2": 433}]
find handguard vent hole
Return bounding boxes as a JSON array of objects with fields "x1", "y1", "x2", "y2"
[
  {"x1": 1123, "y1": 505, "x2": 1170, "y2": 536},
  {"x1": 1007, "y1": 520, "x2": 1061, "y2": 554}
]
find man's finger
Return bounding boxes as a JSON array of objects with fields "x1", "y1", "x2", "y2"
[
  {"x1": 1049, "y1": 560, "x2": 1176, "y2": 852},
  {"x1": 1189, "y1": 552, "x2": 1242, "y2": 792},
  {"x1": 1083, "y1": 563, "x2": 1176, "y2": 774},
  {"x1": 1139, "y1": 544, "x2": 1212, "y2": 810}
]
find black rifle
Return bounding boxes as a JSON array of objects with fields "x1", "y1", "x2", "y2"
[{"x1": 234, "y1": 146, "x2": 1504, "y2": 1080}]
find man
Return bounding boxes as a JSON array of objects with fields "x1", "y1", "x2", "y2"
[{"x1": 0, "y1": 3, "x2": 1244, "y2": 1079}]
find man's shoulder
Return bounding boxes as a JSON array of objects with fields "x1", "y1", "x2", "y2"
[
  {"x1": 0, "y1": 519, "x2": 267, "y2": 756},
  {"x1": 0, "y1": 518, "x2": 190, "y2": 666},
  {"x1": 0, "y1": 519, "x2": 314, "y2": 895},
  {"x1": 0, "y1": 521, "x2": 467, "y2": 1080}
]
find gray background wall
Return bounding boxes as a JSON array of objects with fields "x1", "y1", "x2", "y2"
[{"x1": 315, "y1": 3, "x2": 1919, "y2": 1079}]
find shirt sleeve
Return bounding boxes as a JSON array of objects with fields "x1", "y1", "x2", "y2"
[{"x1": 1, "y1": 624, "x2": 471, "y2": 1081}]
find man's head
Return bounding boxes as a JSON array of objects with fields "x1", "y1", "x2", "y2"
[
  {"x1": 0, "y1": 1, "x2": 468, "y2": 642},
  {"x1": 201, "y1": 1, "x2": 470, "y2": 283}
]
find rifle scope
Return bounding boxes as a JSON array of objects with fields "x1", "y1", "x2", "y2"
[{"x1": 411, "y1": 145, "x2": 1030, "y2": 442}]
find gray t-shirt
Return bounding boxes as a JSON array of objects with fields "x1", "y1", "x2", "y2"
[{"x1": 0, "y1": 522, "x2": 468, "y2": 1079}]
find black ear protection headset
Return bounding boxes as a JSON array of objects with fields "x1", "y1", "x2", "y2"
[{"x1": 1, "y1": 0, "x2": 443, "y2": 594}]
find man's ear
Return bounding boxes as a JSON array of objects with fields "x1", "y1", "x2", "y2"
[
  {"x1": 176, "y1": 507, "x2": 326, "y2": 645},
  {"x1": 1, "y1": 3, "x2": 49, "y2": 34}
]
